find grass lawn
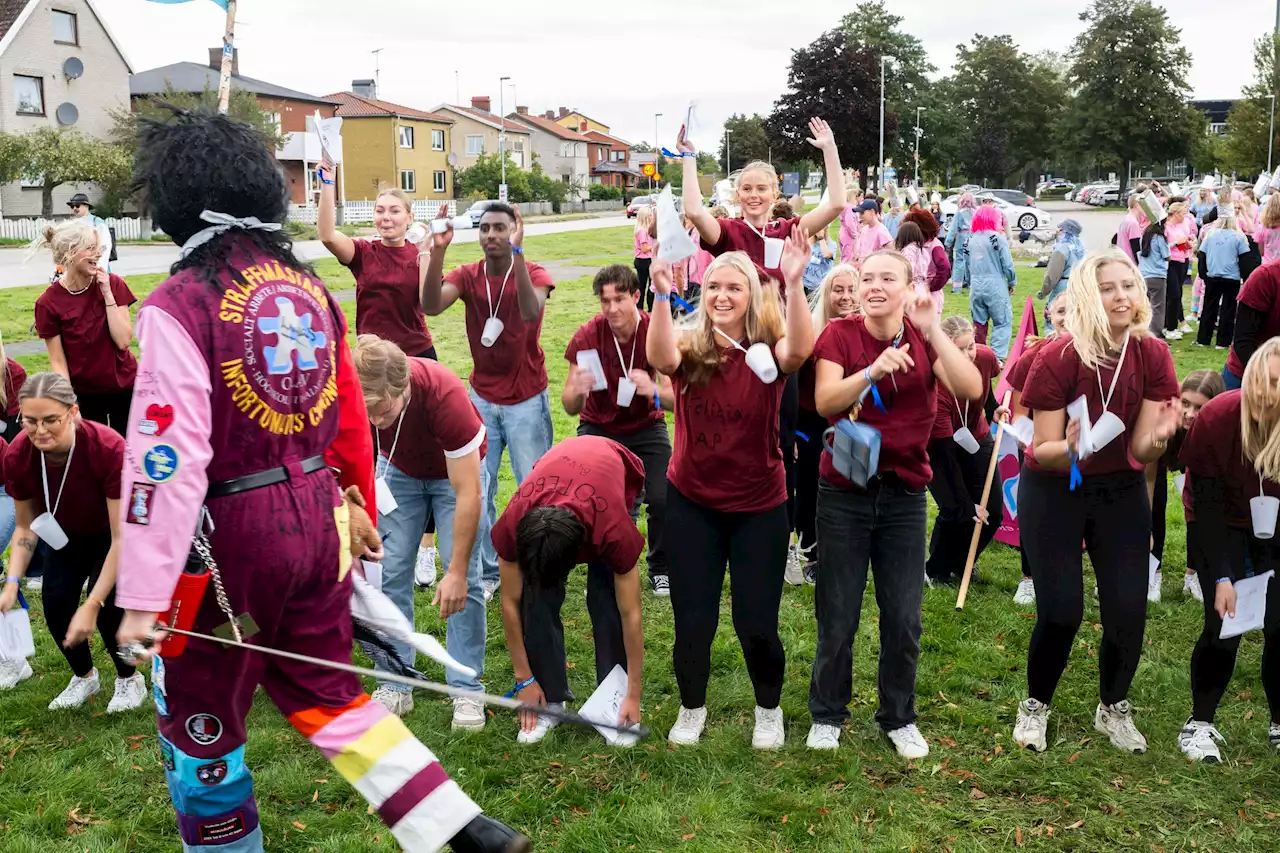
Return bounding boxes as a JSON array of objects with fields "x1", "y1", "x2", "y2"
[{"x1": 3, "y1": 244, "x2": 1279, "y2": 853}]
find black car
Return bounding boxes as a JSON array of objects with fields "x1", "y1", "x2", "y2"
[{"x1": 985, "y1": 189, "x2": 1036, "y2": 208}]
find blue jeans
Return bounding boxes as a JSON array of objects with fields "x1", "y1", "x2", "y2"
[
  {"x1": 1222, "y1": 363, "x2": 1243, "y2": 391},
  {"x1": 372, "y1": 460, "x2": 489, "y2": 693},
  {"x1": 0, "y1": 486, "x2": 14, "y2": 558},
  {"x1": 970, "y1": 279, "x2": 1013, "y2": 359},
  {"x1": 468, "y1": 388, "x2": 555, "y2": 584}
]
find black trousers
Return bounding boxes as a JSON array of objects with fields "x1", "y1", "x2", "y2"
[
  {"x1": 42, "y1": 534, "x2": 134, "y2": 679},
  {"x1": 1151, "y1": 459, "x2": 1167, "y2": 565},
  {"x1": 521, "y1": 561, "x2": 625, "y2": 704},
  {"x1": 1198, "y1": 276, "x2": 1242, "y2": 348},
  {"x1": 1165, "y1": 259, "x2": 1188, "y2": 331},
  {"x1": 667, "y1": 485, "x2": 789, "y2": 709},
  {"x1": 577, "y1": 421, "x2": 671, "y2": 579},
  {"x1": 780, "y1": 372, "x2": 800, "y2": 530},
  {"x1": 1020, "y1": 466, "x2": 1150, "y2": 706},
  {"x1": 925, "y1": 435, "x2": 1003, "y2": 581},
  {"x1": 636, "y1": 259, "x2": 653, "y2": 311},
  {"x1": 1188, "y1": 523, "x2": 1280, "y2": 723},
  {"x1": 77, "y1": 388, "x2": 133, "y2": 436},
  {"x1": 810, "y1": 478, "x2": 927, "y2": 730},
  {"x1": 795, "y1": 407, "x2": 828, "y2": 553}
]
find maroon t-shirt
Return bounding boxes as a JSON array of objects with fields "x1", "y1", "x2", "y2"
[
  {"x1": 350, "y1": 240, "x2": 433, "y2": 356},
  {"x1": 376, "y1": 358, "x2": 487, "y2": 482},
  {"x1": 445, "y1": 259, "x2": 554, "y2": 405},
  {"x1": 491, "y1": 435, "x2": 646, "y2": 574},
  {"x1": 814, "y1": 315, "x2": 939, "y2": 489},
  {"x1": 668, "y1": 346, "x2": 787, "y2": 513},
  {"x1": 707, "y1": 217, "x2": 799, "y2": 294},
  {"x1": 3, "y1": 419, "x2": 124, "y2": 535},
  {"x1": 931, "y1": 344, "x2": 999, "y2": 441},
  {"x1": 1022, "y1": 333, "x2": 1178, "y2": 476},
  {"x1": 33, "y1": 274, "x2": 138, "y2": 393},
  {"x1": 564, "y1": 312, "x2": 664, "y2": 436},
  {"x1": 1227, "y1": 264, "x2": 1280, "y2": 378},
  {"x1": 4, "y1": 357, "x2": 25, "y2": 418},
  {"x1": 1181, "y1": 390, "x2": 1280, "y2": 529},
  {"x1": 1007, "y1": 339, "x2": 1048, "y2": 396}
]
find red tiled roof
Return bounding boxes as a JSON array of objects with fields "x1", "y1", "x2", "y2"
[
  {"x1": 327, "y1": 91, "x2": 452, "y2": 123},
  {"x1": 584, "y1": 129, "x2": 630, "y2": 148},
  {"x1": 507, "y1": 112, "x2": 588, "y2": 141},
  {"x1": 437, "y1": 104, "x2": 530, "y2": 133}
]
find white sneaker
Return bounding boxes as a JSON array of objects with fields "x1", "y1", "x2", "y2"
[
  {"x1": 806, "y1": 723, "x2": 841, "y2": 750},
  {"x1": 1013, "y1": 576, "x2": 1036, "y2": 606},
  {"x1": 1148, "y1": 571, "x2": 1162, "y2": 603},
  {"x1": 1181, "y1": 322, "x2": 1194, "y2": 333},
  {"x1": 668, "y1": 706, "x2": 707, "y2": 745},
  {"x1": 1184, "y1": 572, "x2": 1204, "y2": 602},
  {"x1": 482, "y1": 578, "x2": 500, "y2": 602},
  {"x1": 784, "y1": 541, "x2": 805, "y2": 586},
  {"x1": 0, "y1": 659, "x2": 32, "y2": 690},
  {"x1": 48, "y1": 670, "x2": 100, "y2": 710},
  {"x1": 414, "y1": 546, "x2": 438, "y2": 588},
  {"x1": 1095, "y1": 700, "x2": 1148, "y2": 753},
  {"x1": 25, "y1": 576, "x2": 41, "y2": 593},
  {"x1": 106, "y1": 673, "x2": 148, "y2": 713},
  {"x1": 516, "y1": 702, "x2": 562, "y2": 744},
  {"x1": 1165, "y1": 330, "x2": 1183, "y2": 341},
  {"x1": 1178, "y1": 718, "x2": 1224, "y2": 763},
  {"x1": 371, "y1": 686, "x2": 414, "y2": 717},
  {"x1": 451, "y1": 696, "x2": 486, "y2": 731},
  {"x1": 886, "y1": 723, "x2": 929, "y2": 759},
  {"x1": 1014, "y1": 697, "x2": 1050, "y2": 752},
  {"x1": 752, "y1": 705, "x2": 785, "y2": 749}
]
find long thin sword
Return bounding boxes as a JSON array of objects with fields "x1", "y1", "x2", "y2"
[{"x1": 129, "y1": 626, "x2": 649, "y2": 739}]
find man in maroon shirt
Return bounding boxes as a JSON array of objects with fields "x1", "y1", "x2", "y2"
[
  {"x1": 563, "y1": 264, "x2": 674, "y2": 597},
  {"x1": 422, "y1": 203, "x2": 554, "y2": 600},
  {"x1": 491, "y1": 436, "x2": 646, "y2": 746}
]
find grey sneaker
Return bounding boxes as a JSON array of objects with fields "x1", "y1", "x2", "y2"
[
  {"x1": 1014, "y1": 698, "x2": 1050, "y2": 752},
  {"x1": 1178, "y1": 718, "x2": 1224, "y2": 763},
  {"x1": 1095, "y1": 700, "x2": 1148, "y2": 753}
]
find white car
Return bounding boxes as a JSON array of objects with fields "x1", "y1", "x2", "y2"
[{"x1": 939, "y1": 192, "x2": 1052, "y2": 232}]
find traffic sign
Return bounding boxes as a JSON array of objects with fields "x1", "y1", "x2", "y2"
[{"x1": 642, "y1": 163, "x2": 656, "y2": 177}]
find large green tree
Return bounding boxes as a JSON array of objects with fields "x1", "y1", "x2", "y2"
[
  {"x1": 1219, "y1": 34, "x2": 1280, "y2": 176},
  {"x1": 114, "y1": 85, "x2": 285, "y2": 151},
  {"x1": 9, "y1": 128, "x2": 130, "y2": 217},
  {"x1": 1058, "y1": 0, "x2": 1201, "y2": 196},
  {"x1": 715, "y1": 113, "x2": 771, "y2": 173}
]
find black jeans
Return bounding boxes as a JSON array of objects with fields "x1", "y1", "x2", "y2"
[
  {"x1": 42, "y1": 534, "x2": 134, "y2": 679},
  {"x1": 810, "y1": 478, "x2": 927, "y2": 731},
  {"x1": 77, "y1": 388, "x2": 133, "y2": 436},
  {"x1": 794, "y1": 407, "x2": 828, "y2": 553},
  {"x1": 1188, "y1": 524, "x2": 1280, "y2": 723},
  {"x1": 577, "y1": 421, "x2": 671, "y2": 579},
  {"x1": 1151, "y1": 459, "x2": 1167, "y2": 565},
  {"x1": 780, "y1": 372, "x2": 800, "y2": 530},
  {"x1": 521, "y1": 562, "x2": 625, "y2": 704},
  {"x1": 1198, "y1": 276, "x2": 1242, "y2": 348},
  {"x1": 636, "y1": 259, "x2": 653, "y2": 311},
  {"x1": 667, "y1": 485, "x2": 789, "y2": 709},
  {"x1": 1165, "y1": 259, "x2": 1187, "y2": 331},
  {"x1": 925, "y1": 435, "x2": 1003, "y2": 581},
  {"x1": 1020, "y1": 466, "x2": 1150, "y2": 706}
]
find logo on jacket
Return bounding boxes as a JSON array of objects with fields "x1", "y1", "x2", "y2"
[
  {"x1": 257, "y1": 297, "x2": 327, "y2": 375},
  {"x1": 197, "y1": 760, "x2": 228, "y2": 785},
  {"x1": 185, "y1": 713, "x2": 223, "y2": 746}
]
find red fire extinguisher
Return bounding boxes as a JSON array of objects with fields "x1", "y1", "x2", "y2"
[{"x1": 156, "y1": 542, "x2": 211, "y2": 658}]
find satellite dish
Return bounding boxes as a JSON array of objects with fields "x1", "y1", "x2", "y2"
[
  {"x1": 448, "y1": 152, "x2": 458, "y2": 167},
  {"x1": 63, "y1": 57, "x2": 84, "y2": 79},
  {"x1": 55, "y1": 103, "x2": 78, "y2": 126}
]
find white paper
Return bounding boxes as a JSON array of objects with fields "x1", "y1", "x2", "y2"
[
  {"x1": 1006, "y1": 416, "x2": 1035, "y2": 448},
  {"x1": 656, "y1": 185, "x2": 697, "y2": 263},
  {"x1": 311, "y1": 111, "x2": 343, "y2": 162},
  {"x1": 578, "y1": 664, "x2": 639, "y2": 746},
  {"x1": 576, "y1": 349, "x2": 608, "y2": 391},
  {"x1": 1066, "y1": 395, "x2": 1095, "y2": 460},
  {"x1": 361, "y1": 560, "x2": 383, "y2": 591},
  {"x1": 349, "y1": 574, "x2": 477, "y2": 677},
  {"x1": 375, "y1": 478, "x2": 398, "y2": 516},
  {"x1": 1173, "y1": 473, "x2": 1186, "y2": 494},
  {"x1": 0, "y1": 605, "x2": 33, "y2": 661},
  {"x1": 1220, "y1": 571, "x2": 1275, "y2": 639}
]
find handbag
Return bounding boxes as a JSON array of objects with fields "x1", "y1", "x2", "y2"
[{"x1": 822, "y1": 395, "x2": 881, "y2": 488}]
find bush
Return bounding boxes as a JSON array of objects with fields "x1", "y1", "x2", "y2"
[
  {"x1": 589, "y1": 184, "x2": 622, "y2": 201},
  {"x1": 284, "y1": 220, "x2": 318, "y2": 241}
]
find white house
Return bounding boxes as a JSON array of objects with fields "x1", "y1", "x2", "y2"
[{"x1": 506, "y1": 108, "x2": 590, "y2": 200}]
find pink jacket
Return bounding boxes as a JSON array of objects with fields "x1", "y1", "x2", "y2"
[{"x1": 634, "y1": 227, "x2": 654, "y2": 260}]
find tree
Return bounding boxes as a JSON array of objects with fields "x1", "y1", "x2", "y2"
[
  {"x1": 1219, "y1": 34, "x2": 1280, "y2": 175},
  {"x1": 1059, "y1": 0, "x2": 1202, "y2": 197},
  {"x1": 765, "y1": 29, "x2": 886, "y2": 187},
  {"x1": 695, "y1": 152, "x2": 719, "y2": 176},
  {"x1": 13, "y1": 128, "x2": 130, "y2": 217},
  {"x1": 912, "y1": 77, "x2": 970, "y2": 186},
  {"x1": 113, "y1": 85, "x2": 285, "y2": 152},
  {"x1": 629, "y1": 141, "x2": 654, "y2": 153},
  {"x1": 455, "y1": 152, "x2": 531, "y2": 201},
  {"x1": 715, "y1": 113, "x2": 771, "y2": 173}
]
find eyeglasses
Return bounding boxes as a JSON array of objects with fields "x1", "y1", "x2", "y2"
[{"x1": 21, "y1": 413, "x2": 69, "y2": 431}]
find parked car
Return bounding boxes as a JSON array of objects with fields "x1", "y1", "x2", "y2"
[
  {"x1": 452, "y1": 200, "x2": 499, "y2": 229},
  {"x1": 627, "y1": 196, "x2": 656, "y2": 218},
  {"x1": 984, "y1": 188, "x2": 1036, "y2": 208},
  {"x1": 939, "y1": 191, "x2": 1052, "y2": 232}
]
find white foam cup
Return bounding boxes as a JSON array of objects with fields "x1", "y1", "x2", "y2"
[
  {"x1": 1090, "y1": 411, "x2": 1125, "y2": 451},
  {"x1": 762, "y1": 237, "x2": 784, "y2": 269},
  {"x1": 481, "y1": 317, "x2": 504, "y2": 348},
  {"x1": 430, "y1": 218, "x2": 450, "y2": 234},
  {"x1": 406, "y1": 222, "x2": 428, "y2": 244},
  {"x1": 745, "y1": 342, "x2": 778, "y2": 383},
  {"x1": 1251, "y1": 495, "x2": 1279, "y2": 540},
  {"x1": 953, "y1": 427, "x2": 980, "y2": 454},
  {"x1": 30, "y1": 511, "x2": 68, "y2": 550},
  {"x1": 616, "y1": 377, "x2": 637, "y2": 408}
]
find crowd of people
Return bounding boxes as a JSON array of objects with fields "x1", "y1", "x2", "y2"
[{"x1": 0, "y1": 106, "x2": 1279, "y2": 852}]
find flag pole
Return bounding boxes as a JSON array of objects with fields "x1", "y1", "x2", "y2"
[
  {"x1": 955, "y1": 391, "x2": 1012, "y2": 611},
  {"x1": 216, "y1": 0, "x2": 238, "y2": 114}
]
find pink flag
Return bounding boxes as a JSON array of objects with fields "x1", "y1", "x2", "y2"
[
  {"x1": 994, "y1": 295, "x2": 1039, "y2": 403},
  {"x1": 992, "y1": 296, "x2": 1038, "y2": 550}
]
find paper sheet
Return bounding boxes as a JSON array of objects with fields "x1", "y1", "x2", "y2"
[
  {"x1": 1221, "y1": 571, "x2": 1274, "y2": 639},
  {"x1": 656, "y1": 185, "x2": 697, "y2": 263},
  {"x1": 1006, "y1": 416, "x2": 1034, "y2": 448},
  {"x1": 361, "y1": 559, "x2": 383, "y2": 591},
  {"x1": 0, "y1": 604, "x2": 34, "y2": 661},
  {"x1": 311, "y1": 111, "x2": 343, "y2": 162},
  {"x1": 578, "y1": 664, "x2": 639, "y2": 746},
  {"x1": 576, "y1": 350, "x2": 608, "y2": 391},
  {"x1": 1066, "y1": 395, "x2": 1095, "y2": 460}
]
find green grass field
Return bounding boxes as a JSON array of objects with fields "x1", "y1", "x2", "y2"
[{"x1": 2, "y1": 228, "x2": 1278, "y2": 852}]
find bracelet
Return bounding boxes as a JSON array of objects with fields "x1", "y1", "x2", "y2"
[
  {"x1": 85, "y1": 595, "x2": 104, "y2": 609},
  {"x1": 864, "y1": 366, "x2": 875, "y2": 384},
  {"x1": 104, "y1": 302, "x2": 117, "y2": 308},
  {"x1": 681, "y1": 152, "x2": 695, "y2": 158},
  {"x1": 1216, "y1": 577, "x2": 1233, "y2": 585},
  {"x1": 653, "y1": 292, "x2": 671, "y2": 302},
  {"x1": 4, "y1": 576, "x2": 20, "y2": 585},
  {"x1": 511, "y1": 245, "x2": 524, "y2": 256},
  {"x1": 504, "y1": 675, "x2": 536, "y2": 698},
  {"x1": 654, "y1": 393, "x2": 661, "y2": 411}
]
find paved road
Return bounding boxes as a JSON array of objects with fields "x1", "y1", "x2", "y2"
[
  {"x1": 1, "y1": 213, "x2": 630, "y2": 290},
  {"x1": 1036, "y1": 199, "x2": 1123, "y2": 251}
]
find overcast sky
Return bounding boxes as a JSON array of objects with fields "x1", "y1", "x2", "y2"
[{"x1": 98, "y1": 0, "x2": 1271, "y2": 149}]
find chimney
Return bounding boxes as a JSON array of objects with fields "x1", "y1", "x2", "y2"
[
  {"x1": 579, "y1": 120, "x2": 588, "y2": 132},
  {"x1": 208, "y1": 47, "x2": 239, "y2": 77},
  {"x1": 351, "y1": 78, "x2": 376, "y2": 99},
  {"x1": 557, "y1": 106, "x2": 568, "y2": 118},
  {"x1": 516, "y1": 105, "x2": 529, "y2": 116},
  {"x1": 471, "y1": 95, "x2": 491, "y2": 114},
  {"x1": 544, "y1": 110, "x2": 555, "y2": 120}
]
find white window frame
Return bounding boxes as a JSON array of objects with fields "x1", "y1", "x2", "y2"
[
  {"x1": 466, "y1": 135, "x2": 484, "y2": 155},
  {"x1": 52, "y1": 9, "x2": 77, "y2": 45},
  {"x1": 400, "y1": 170, "x2": 416, "y2": 193},
  {"x1": 14, "y1": 75, "x2": 43, "y2": 115},
  {"x1": 433, "y1": 170, "x2": 446, "y2": 193},
  {"x1": 399, "y1": 126, "x2": 414, "y2": 149},
  {"x1": 431, "y1": 129, "x2": 445, "y2": 151}
]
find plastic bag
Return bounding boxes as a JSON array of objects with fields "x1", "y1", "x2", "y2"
[
  {"x1": 656, "y1": 185, "x2": 696, "y2": 263},
  {"x1": 350, "y1": 573, "x2": 476, "y2": 677},
  {"x1": 0, "y1": 595, "x2": 34, "y2": 661}
]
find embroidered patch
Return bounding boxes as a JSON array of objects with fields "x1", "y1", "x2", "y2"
[
  {"x1": 126, "y1": 483, "x2": 156, "y2": 525},
  {"x1": 153, "y1": 684, "x2": 169, "y2": 717},
  {"x1": 139, "y1": 403, "x2": 175, "y2": 437},
  {"x1": 160, "y1": 738, "x2": 175, "y2": 771},
  {"x1": 151, "y1": 656, "x2": 166, "y2": 697},
  {"x1": 196, "y1": 759, "x2": 228, "y2": 785},
  {"x1": 143, "y1": 444, "x2": 180, "y2": 483},
  {"x1": 185, "y1": 713, "x2": 223, "y2": 746},
  {"x1": 198, "y1": 813, "x2": 246, "y2": 843}
]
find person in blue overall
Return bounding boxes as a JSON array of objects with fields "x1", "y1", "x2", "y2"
[
  {"x1": 965, "y1": 206, "x2": 1017, "y2": 360},
  {"x1": 1039, "y1": 219, "x2": 1085, "y2": 319}
]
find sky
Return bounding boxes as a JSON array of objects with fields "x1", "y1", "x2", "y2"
[{"x1": 96, "y1": 0, "x2": 1272, "y2": 150}]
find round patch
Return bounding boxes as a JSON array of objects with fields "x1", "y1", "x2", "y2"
[
  {"x1": 143, "y1": 444, "x2": 180, "y2": 483},
  {"x1": 185, "y1": 713, "x2": 223, "y2": 746}
]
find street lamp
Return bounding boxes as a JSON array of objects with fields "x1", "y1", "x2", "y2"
[
  {"x1": 499, "y1": 76, "x2": 510, "y2": 196},
  {"x1": 913, "y1": 106, "x2": 924, "y2": 187},
  {"x1": 878, "y1": 55, "x2": 892, "y2": 193},
  {"x1": 725, "y1": 128, "x2": 732, "y2": 177},
  {"x1": 654, "y1": 112, "x2": 662, "y2": 189},
  {"x1": 1269, "y1": 0, "x2": 1279, "y2": 172}
]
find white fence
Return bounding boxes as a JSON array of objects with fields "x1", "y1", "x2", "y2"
[
  {"x1": 0, "y1": 216, "x2": 145, "y2": 241},
  {"x1": 288, "y1": 198, "x2": 622, "y2": 225}
]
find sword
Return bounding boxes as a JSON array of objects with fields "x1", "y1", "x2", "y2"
[{"x1": 121, "y1": 626, "x2": 650, "y2": 740}]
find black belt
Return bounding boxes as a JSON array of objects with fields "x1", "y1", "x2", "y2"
[{"x1": 207, "y1": 455, "x2": 329, "y2": 499}]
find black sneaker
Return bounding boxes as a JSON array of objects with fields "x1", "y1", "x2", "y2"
[
  {"x1": 803, "y1": 564, "x2": 817, "y2": 585},
  {"x1": 450, "y1": 814, "x2": 531, "y2": 853},
  {"x1": 651, "y1": 574, "x2": 670, "y2": 597}
]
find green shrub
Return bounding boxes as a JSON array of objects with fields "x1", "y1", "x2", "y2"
[{"x1": 589, "y1": 184, "x2": 622, "y2": 201}]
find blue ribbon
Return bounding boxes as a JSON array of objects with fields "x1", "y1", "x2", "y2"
[
  {"x1": 1068, "y1": 453, "x2": 1083, "y2": 491},
  {"x1": 870, "y1": 383, "x2": 887, "y2": 414},
  {"x1": 796, "y1": 431, "x2": 810, "y2": 443},
  {"x1": 671, "y1": 293, "x2": 694, "y2": 313},
  {"x1": 660, "y1": 147, "x2": 692, "y2": 159}
]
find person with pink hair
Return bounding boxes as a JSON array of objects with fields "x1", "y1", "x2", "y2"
[{"x1": 964, "y1": 206, "x2": 1017, "y2": 358}]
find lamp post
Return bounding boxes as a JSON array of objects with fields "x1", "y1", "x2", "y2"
[
  {"x1": 499, "y1": 76, "x2": 510, "y2": 198},
  {"x1": 654, "y1": 112, "x2": 662, "y2": 189},
  {"x1": 1269, "y1": 1, "x2": 1279, "y2": 172},
  {"x1": 878, "y1": 55, "x2": 891, "y2": 193},
  {"x1": 913, "y1": 106, "x2": 924, "y2": 186},
  {"x1": 725, "y1": 128, "x2": 732, "y2": 177}
]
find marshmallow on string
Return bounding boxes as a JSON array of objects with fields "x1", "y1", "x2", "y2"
[{"x1": 180, "y1": 209, "x2": 283, "y2": 257}]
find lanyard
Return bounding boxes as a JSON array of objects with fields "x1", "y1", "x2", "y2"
[
  {"x1": 865, "y1": 326, "x2": 905, "y2": 413},
  {"x1": 712, "y1": 326, "x2": 748, "y2": 353},
  {"x1": 375, "y1": 406, "x2": 407, "y2": 478},
  {"x1": 953, "y1": 394, "x2": 969, "y2": 427},
  {"x1": 40, "y1": 431, "x2": 75, "y2": 518},
  {"x1": 612, "y1": 313, "x2": 639, "y2": 375},
  {"x1": 1095, "y1": 331, "x2": 1130, "y2": 414},
  {"x1": 483, "y1": 258, "x2": 515, "y2": 320}
]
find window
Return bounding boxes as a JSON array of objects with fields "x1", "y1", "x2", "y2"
[
  {"x1": 14, "y1": 75, "x2": 43, "y2": 115},
  {"x1": 513, "y1": 139, "x2": 524, "y2": 152},
  {"x1": 399, "y1": 170, "x2": 416, "y2": 192},
  {"x1": 613, "y1": 150, "x2": 626, "y2": 162},
  {"x1": 433, "y1": 170, "x2": 446, "y2": 193},
  {"x1": 431, "y1": 129, "x2": 445, "y2": 151},
  {"x1": 52, "y1": 10, "x2": 77, "y2": 44},
  {"x1": 466, "y1": 135, "x2": 484, "y2": 155},
  {"x1": 268, "y1": 112, "x2": 282, "y2": 135},
  {"x1": 305, "y1": 166, "x2": 320, "y2": 197},
  {"x1": 399, "y1": 126, "x2": 414, "y2": 149}
]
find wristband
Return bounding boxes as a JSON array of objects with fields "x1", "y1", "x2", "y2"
[
  {"x1": 318, "y1": 167, "x2": 334, "y2": 185},
  {"x1": 504, "y1": 676, "x2": 536, "y2": 698},
  {"x1": 681, "y1": 152, "x2": 695, "y2": 158},
  {"x1": 5, "y1": 576, "x2": 19, "y2": 585},
  {"x1": 864, "y1": 366, "x2": 875, "y2": 384},
  {"x1": 511, "y1": 245, "x2": 524, "y2": 255},
  {"x1": 1217, "y1": 577, "x2": 1233, "y2": 586},
  {"x1": 654, "y1": 392, "x2": 662, "y2": 411},
  {"x1": 654, "y1": 291, "x2": 671, "y2": 302}
]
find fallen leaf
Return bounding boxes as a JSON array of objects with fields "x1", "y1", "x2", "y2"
[
  {"x1": 311, "y1": 790, "x2": 318, "y2": 803},
  {"x1": 681, "y1": 834, "x2": 694, "y2": 841},
  {"x1": 817, "y1": 807, "x2": 830, "y2": 816},
  {"x1": 1067, "y1": 752, "x2": 1080, "y2": 763},
  {"x1": 1246, "y1": 710, "x2": 1255, "y2": 721},
  {"x1": 939, "y1": 736, "x2": 959, "y2": 748},
  {"x1": 1245, "y1": 800, "x2": 1258, "y2": 807},
  {"x1": 808, "y1": 825, "x2": 816, "y2": 836},
  {"x1": 1067, "y1": 820, "x2": 1084, "y2": 830},
  {"x1": 313, "y1": 778, "x2": 328, "y2": 784},
  {"x1": 994, "y1": 745, "x2": 1003, "y2": 756},
  {"x1": 549, "y1": 762, "x2": 563, "y2": 769},
  {"x1": 1045, "y1": 825, "x2": 1055, "y2": 837},
  {"x1": 292, "y1": 821, "x2": 306, "y2": 831},
  {"x1": 781, "y1": 815, "x2": 789, "y2": 824},
  {"x1": 1016, "y1": 826, "x2": 1023, "y2": 847},
  {"x1": 969, "y1": 788, "x2": 987, "y2": 800}
]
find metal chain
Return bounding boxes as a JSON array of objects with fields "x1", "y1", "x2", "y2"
[{"x1": 193, "y1": 533, "x2": 241, "y2": 643}]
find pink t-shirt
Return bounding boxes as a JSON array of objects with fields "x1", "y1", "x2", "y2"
[
  {"x1": 634, "y1": 227, "x2": 654, "y2": 260},
  {"x1": 1166, "y1": 217, "x2": 1196, "y2": 263},
  {"x1": 853, "y1": 222, "x2": 893, "y2": 265},
  {"x1": 1255, "y1": 225, "x2": 1280, "y2": 266},
  {"x1": 1116, "y1": 213, "x2": 1143, "y2": 262}
]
